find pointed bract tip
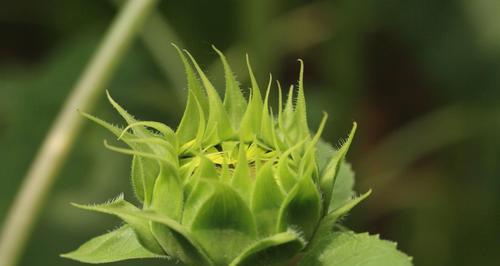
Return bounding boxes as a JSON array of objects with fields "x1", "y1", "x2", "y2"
[
  {"x1": 321, "y1": 111, "x2": 329, "y2": 120},
  {"x1": 297, "y1": 59, "x2": 304, "y2": 78},
  {"x1": 245, "y1": 54, "x2": 252, "y2": 70},
  {"x1": 351, "y1": 121, "x2": 358, "y2": 134},
  {"x1": 105, "y1": 89, "x2": 112, "y2": 99},
  {"x1": 171, "y1": 43, "x2": 180, "y2": 49},
  {"x1": 211, "y1": 44, "x2": 222, "y2": 54},
  {"x1": 105, "y1": 90, "x2": 119, "y2": 106}
]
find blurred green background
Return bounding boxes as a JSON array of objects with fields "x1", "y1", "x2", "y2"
[{"x1": 1, "y1": 0, "x2": 499, "y2": 265}]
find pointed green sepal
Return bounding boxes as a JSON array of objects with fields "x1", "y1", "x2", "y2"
[
  {"x1": 184, "y1": 50, "x2": 234, "y2": 142},
  {"x1": 320, "y1": 122, "x2": 357, "y2": 212},
  {"x1": 213, "y1": 45, "x2": 247, "y2": 129},
  {"x1": 276, "y1": 174, "x2": 322, "y2": 239},
  {"x1": 151, "y1": 163, "x2": 183, "y2": 221},
  {"x1": 311, "y1": 189, "x2": 372, "y2": 248},
  {"x1": 260, "y1": 74, "x2": 275, "y2": 147},
  {"x1": 294, "y1": 59, "x2": 309, "y2": 139},
  {"x1": 329, "y1": 161, "x2": 355, "y2": 212},
  {"x1": 231, "y1": 143, "x2": 253, "y2": 204},
  {"x1": 190, "y1": 181, "x2": 257, "y2": 265},
  {"x1": 106, "y1": 91, "x2": 152, "y2": 139},
  {"x1": 174, "y1": 44, "x2": 209, "y2": 147},
  {"x1": 239, "y1": 55, "x2": 264, "y2": 141},
  {"x1": 251, "y1": 162, "x2": 285, "y2": 236}
]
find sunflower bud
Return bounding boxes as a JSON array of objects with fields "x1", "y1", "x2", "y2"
[{"x1": 63, "y1": 45, "x2": 365, "y2": 266}]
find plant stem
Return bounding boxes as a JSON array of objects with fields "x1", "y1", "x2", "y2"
[
  {"x1": 111, "y1": 0, "x2": 185, "y2": 96},
  {"x1": 0, "y1": 0, "x2": 158, "y2": 265}
]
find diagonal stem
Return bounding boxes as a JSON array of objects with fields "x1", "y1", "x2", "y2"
[{"x1": 0, "y1": 0, "x2": 159, "y2": 265}]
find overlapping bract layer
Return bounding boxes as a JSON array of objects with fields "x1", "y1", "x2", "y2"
[{"x1": 63, "y1": 46, "x2": 363, "y2": 266}]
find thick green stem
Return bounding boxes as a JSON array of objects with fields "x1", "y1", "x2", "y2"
[{"x1": 0, "y1": 0, "x2": 158, "y2": 265}]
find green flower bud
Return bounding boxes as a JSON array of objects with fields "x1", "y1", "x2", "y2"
[{"x1": 63, "y1": 45, "x2": 367, "y2": 266}]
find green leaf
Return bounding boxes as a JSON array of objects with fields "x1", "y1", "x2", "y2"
[
  {"x1": 320, "y1": 122, "x2": 357, "y2": 212},
  {"x1": 61, "y1": 225, "x2": 164, "y2": 263},
  {"x1": 72, "y1": 196, "x2": 164, "y2": 255},
  {"x1": 190, "y1": 180, "x2": 257, "y2": 265},
  {"x1": 300, "y1": 230, "x2": 413, "y2": 266},
  {"x1": 213, "y1": 45, "x2": 247, "y2": 129},
  {"x1": 251, "y1": 162, "x2": 285, "y2": 236},
  {"x1": 229, "y1": 230, "x2": 306, "y2": 266}
]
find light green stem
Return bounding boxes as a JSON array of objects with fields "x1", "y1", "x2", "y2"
[{"x1": 0, "y1": 0, "x2": 158, "y2": 265}]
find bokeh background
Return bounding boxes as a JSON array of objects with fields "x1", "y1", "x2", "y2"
[{"x1": 1, "y1": 0, "x2": 499, "y2": 265}]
